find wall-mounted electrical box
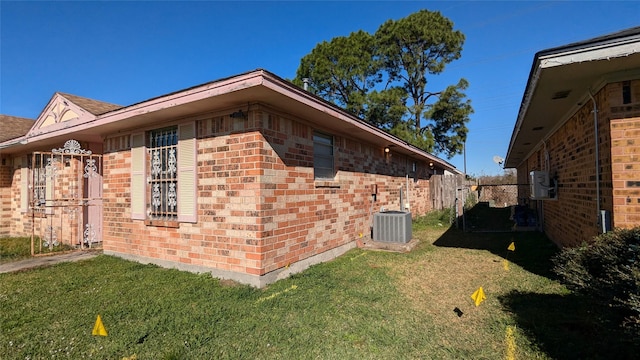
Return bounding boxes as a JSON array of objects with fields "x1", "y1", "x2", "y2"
[{"x1": 530, "y1": 171, "x2": 557, "y2": 200}]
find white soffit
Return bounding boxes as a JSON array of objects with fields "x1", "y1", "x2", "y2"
[{"x1": 539, "y1": 40, "x2": 640, "y2": 68}]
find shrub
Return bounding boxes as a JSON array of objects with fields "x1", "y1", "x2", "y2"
[{"x1": 552, "y1": 228, "x2": 640, "y2": 333}]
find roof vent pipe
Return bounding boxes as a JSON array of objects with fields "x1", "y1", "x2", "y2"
[{"x1": 302, "y1": 78, "x2": 309, "y2": 91}]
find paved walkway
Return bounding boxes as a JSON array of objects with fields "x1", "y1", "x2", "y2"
[{"x1": 0, "y1": 250, "x2": 101, "y2": 274}]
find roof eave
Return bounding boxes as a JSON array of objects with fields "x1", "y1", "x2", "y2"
[
  {"x1": 1, "y1": 69, "x2": 460, "y2": 173},
  {"x1": 505, "y1": 27, "x2": 640, "y2": 169}
]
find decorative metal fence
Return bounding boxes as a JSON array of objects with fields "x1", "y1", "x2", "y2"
[{"x1": 29, "y1": 140, "x2": 103, "y2": 255}]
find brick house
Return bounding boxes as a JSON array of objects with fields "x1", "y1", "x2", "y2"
[
  {"x1": 0, "y1": 115, "x2": 35, "y2": 237},
  {"x1": 0, "y1": 69, "x2": 460, "y2": 286},
  {"x1": 505, "y1": 27, "x2": 640, "y2": 247}
]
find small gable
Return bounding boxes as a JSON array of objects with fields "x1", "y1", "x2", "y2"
[
  {"x1": 41, "y1": 101, "x2": 80, "y2": 127},
  {"x1": 28, "y1": 93, "x2": 122, "y2": 137}
]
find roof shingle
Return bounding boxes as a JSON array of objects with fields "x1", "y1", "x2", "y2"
[
  {"x1": 0, "y1": 115, "x2": 35, "y2": 142},
  {"x1": 59, "y1": 92, "x2": 122, "y2": 115}
]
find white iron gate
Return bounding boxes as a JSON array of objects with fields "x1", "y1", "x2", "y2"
[{"x1": 29, "y1": 140, "x2": 102, "y2": 254}]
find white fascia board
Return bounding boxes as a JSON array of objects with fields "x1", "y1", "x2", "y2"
[
  {"x1": 505, "y1": 64, "x2": 542, "y2": 166},
  {"x1": 539, "y1": 40, "x2": 640, "y2": 68}
]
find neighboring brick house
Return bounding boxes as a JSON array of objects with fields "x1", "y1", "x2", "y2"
[
  {"x1": 0, "y1": 115, "x2": 35, "y2": 236},
  {"x1": 505, "y1": 27, "x2": 640, "y2": 247},
  {"x1": 0, "y1": 69, "x2": 460, "y2": 286}
]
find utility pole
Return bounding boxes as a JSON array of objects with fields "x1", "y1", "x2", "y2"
[{"x1": 463, "y1": 141, "x2": 467, "y2": 175}]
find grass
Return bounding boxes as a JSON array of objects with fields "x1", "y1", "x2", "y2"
[
  {"x1": 1, "y1": 211, "x2": 639, "y2": 359},
  {"x1": 0, "y1": 236, "x2": 74, "y2": 264},
  {"x1": 463, "y1": 202, "x2": 516, "y2": 232}
]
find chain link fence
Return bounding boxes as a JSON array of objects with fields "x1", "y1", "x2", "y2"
[
  {"x1": 477, "y1": 184, "x2": 519, "y2": 208},
  {"x1": 461, "y1": 184, "x2": 537, "y2": 232}
]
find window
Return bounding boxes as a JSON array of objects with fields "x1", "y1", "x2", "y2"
[
  {"x1": 148, "y1": 127, "x2": 178, "y2": 220},
  {"x1": 623, "y1": 81, "x2": 632, "y2": 104},
  {"x1": 313, "y1": 131, "x2": 334, "y2": 179},
  {"x1": 32, "y1": 155, "x2": 47, "y2": 209},
  {"x1": 28, "y1": 153, "x2": 55, "y2": 214},
  {"x1": 131, "y1": 122, "x2": 197, "y2": 223}
]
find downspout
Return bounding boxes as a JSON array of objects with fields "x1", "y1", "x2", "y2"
[
  {"x1": 588, "y1": 90, "x2": 602, "y2": 233},
  {"x1": 406, "y1": 174, "x2": 410, "y2": 212},
  {"x1": 405, "y1": 156, "x2": 410, "y2": 212}
]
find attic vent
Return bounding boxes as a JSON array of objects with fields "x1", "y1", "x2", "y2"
[{"x1": 551, "y1": 90, "x2": 571, "y2": 100}]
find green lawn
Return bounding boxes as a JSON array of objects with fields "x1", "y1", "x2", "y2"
[
  {"x1": 0, "y1": 236, "x2": 74, "y2": 264},
  {"x1": 1, "y1": 213, "x2": 638, "y2": 359}
]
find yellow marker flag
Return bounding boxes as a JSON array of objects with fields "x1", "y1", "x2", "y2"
[
  {"x1": 507, "y1": 242, "x2": 515, "y2": 251},
  {"x1": 505, "y1": 326, "x2": 516, "y2": 360},
  {"x1": 502, "y1": 259, "x2": 510, "y2": 271},
  {"x1": 92, "y1": 315, "x2": 108, "y2": 336},
  {"x1": 471, "y1": 287, "x2": 486, "y2": 307}
]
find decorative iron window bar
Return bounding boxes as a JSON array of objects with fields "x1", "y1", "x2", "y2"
[
  {"x1": 30, "y1": 153, "x2": 50, "y2": 212},
  {"x1": 148, "y1": 127, "x2": 178, "y2": 220}
]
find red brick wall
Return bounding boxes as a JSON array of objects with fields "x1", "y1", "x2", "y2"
[
  {"x1": 7, "y1": 156, "x2": 32, "y2": 237},
  {"x1": 3, "y1": 154, "x2": 90, "y2": 244},
  {"x1": 256, "y1": 108, "x2": 432, "y2": 273},
  {"x1": 518, "y1": 80, "x2": 640, "y2": 247},
  {"x1": 0, "y1": 156, "x2": 12, "y2": 236},
  {"x1": 103, "y1": 105, "x2": 433, "y2": 284}
]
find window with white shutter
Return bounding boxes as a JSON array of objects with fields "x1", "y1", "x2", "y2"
[{"x1": 130, "y1": 122, "x2": 197, "y2": 223}]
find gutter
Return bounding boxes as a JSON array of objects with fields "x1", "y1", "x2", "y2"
[
  {"x1": 505, "y1": 63, "x2": 541, "y2": 165},
  {"x1": 0, "y1": 135, "x2": 28, "y2": 151}
]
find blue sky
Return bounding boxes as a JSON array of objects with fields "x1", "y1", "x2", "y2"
[{"x1": 1, "y1": 1, "x2": 639, "y2": 175}]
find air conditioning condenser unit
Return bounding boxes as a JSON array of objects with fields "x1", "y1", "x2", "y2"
[{"x1": 373, "y1": 211, "x2": 412, "y2": 243}]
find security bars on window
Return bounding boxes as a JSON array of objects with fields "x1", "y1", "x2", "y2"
[{"x1": 148, "y1": 127, "x2": 178, "y2": 220}]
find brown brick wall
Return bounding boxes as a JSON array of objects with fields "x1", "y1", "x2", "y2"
[
  {"x1": 518, "y1": 80, "x2": 640, "y2": 247},
  {"x1": 102, "y1": 105, "x2": 433, "y2": 283},
  {"x1": 611, "y1": 118, "x2": 640, "y2": 228}
]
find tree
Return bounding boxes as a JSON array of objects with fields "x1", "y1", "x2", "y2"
[
  {"x1": 426, "y1": 79, "x2": 472, "y2": 157},
  {"x1": 365, "y1": 87, "x2": 408, "y2": 130},
  {"x1": 376, "y1": 10, "x2": 473, "y2": 158},
  {"x1": 294, "y1": 30, "x2": 381, "y2": 119},
  {"x1": 294, "y1": 10, "x2": 473, "y2": 158}
]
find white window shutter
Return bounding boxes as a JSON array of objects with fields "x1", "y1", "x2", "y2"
[
  {"x1": 178, "y1": 122, "x2": 197, "y2": 223},
  {"x1": 20, "y1": 157, "x2": 28, "y2": 212},
  {"x1": 131, "y1": 133, "x2": 146, "y2": 220}
]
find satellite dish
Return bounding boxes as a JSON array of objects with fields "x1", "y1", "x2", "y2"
[{"x1": 493, "y1": 155, "x2": 504, "y2": 165}]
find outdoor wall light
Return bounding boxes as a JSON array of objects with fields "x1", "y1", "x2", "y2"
[
  {"x1": 230, "y1": 110, "x2": 247, "y2": 119},
  {"x1": 384, "y1": 147, "x2": 390, "y2": 153}
]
